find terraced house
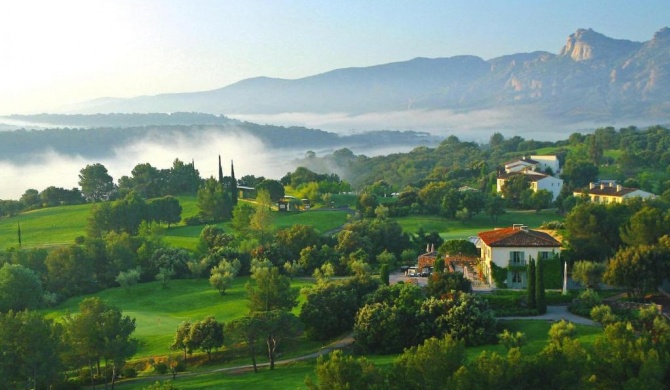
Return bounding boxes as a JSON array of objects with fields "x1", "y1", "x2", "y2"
[{"x1": 477, "y1": 224, "x2": 561, "y2": 289}]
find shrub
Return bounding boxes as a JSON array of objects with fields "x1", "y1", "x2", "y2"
[
  {"x1": 569, "y1": 289, "x2": 602, "y2": 317},
  {"x1": 121, "y1": 367, "x2": 138, "y2": 378}
]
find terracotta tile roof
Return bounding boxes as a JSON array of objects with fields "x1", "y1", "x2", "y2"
[{"x1": 478, "y1": 226, "x2": 561, "y2": 247}]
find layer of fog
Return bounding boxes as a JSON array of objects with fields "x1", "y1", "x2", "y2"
[
  {"x1": 0, "y1": 129, "x2": 419, "y2": 201},
  {"x1": 230, "y1": 108, "x2": 626, "y2": 142}
]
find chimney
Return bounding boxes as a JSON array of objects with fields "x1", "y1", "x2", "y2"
[
  {"x1": 600, "y1": 183, "x2": 605, "y2": 190},
  {"x1": 589, "y1": 182, "x2": 595, "y2": 189},
  {"x1": 521, "y1": 225, "x2": 529, "y2": 232},
  {"x1": 426, "y1": 244, "x2": 430, "y2": 253},
  {"x1": 431, "y1": 244, "x2": 434, "y2": 252},
  {"x1": 616, "y1": 184, "x2": 622, "y2": 192}
]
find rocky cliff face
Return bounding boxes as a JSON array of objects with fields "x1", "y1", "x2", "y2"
[{"x1": 559, "y1": 28, "x2": 641, "y2": 61}]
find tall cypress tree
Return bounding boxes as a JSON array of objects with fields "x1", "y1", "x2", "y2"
[
  {"x1": 527, "y1": 258, "x2": 536, "y2": 309},
  {"x1": 230, "y1": 160, "x2": 238, "y2": 206},
  {"x1": 535, "y1": 257, "x2": 546, "y2": 314},
  {"x1": 218, "y1": 155, "x2": 224, "y2": 184}
]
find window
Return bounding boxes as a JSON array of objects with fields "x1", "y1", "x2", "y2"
[
  {"x1": 511, "y1": 251, "x2": 522, "y2": 263},
  {"x1": 540, "y1": 251, "x2": 550, "y2": 260},
  {"x1": 512, "y1": 271, "x2": 522, "y2": 283}
]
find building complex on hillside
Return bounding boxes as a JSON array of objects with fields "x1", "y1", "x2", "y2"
[
  {"x1": 497, "y1": 155, "x2": 564, "y2": 201},
  {"x1": 477, "y1": 224, "x2": 562, "y2": 289}
]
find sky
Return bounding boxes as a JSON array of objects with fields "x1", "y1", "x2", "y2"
[{"x1": 1, "y1": 0, "x2": 669, "y2": 116}]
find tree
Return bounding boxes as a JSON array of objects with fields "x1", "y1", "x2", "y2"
[
  {"x1": 274, "y1": 224, "x2": 322, "y2": 263},
  {"x1": 209, "y1": 258, "x2": 241, "y2": 295},
  {"x1": 439, "y1": 239, "x2": 478, "y2": 257},
  {"x1": 62, "y1": 297, "x2": 136, "y2": 389},
  {"x1": 196, "y1": 178, "x2": 231, "y2": 221},
  {"x1": 169, "y1": 321, "x2": 194, "y2": 361},
  {"x1": 485, "y1": 194, "x2": 506, "y2": 223},
  {"x1": 255, "y1": 179, "x2": 285, "y2": 203},
  {"x1": 380, "y1": 264, "x2": 390, "y2": 286},
  {"x1": 0, "y1": 263, "x2": 43, "y2": 312},
  {"x1": 188, "y1": 316, "x2": 224, "y2": 361},
  {"x1": 604, "y1": 244, "x2": 670, "y2": 301},
  {"x1": 115, "y1": 267, "x2": 141, "y2": 292},
  {"x1": 156, "y1": 267, "x2": 175, "y2": 288},
  {"x1": 571, "y1": 260, "x2": 606, "y2": 290},
  {"x1": 247, "y1": 260, "x2": 299, "y2": 313},
  {"x1": 425, "y1": 272, "x2": 472, "y2": 298},
  {"x1": 20, "y1": 188, "x2": 41, "y2": 209},
  {"x1": 149, "y1": 196, "x2": 182, "y2": 228},
  {"x1": 527, "y1": 259, "x2": 536, "y2": 310},
  {"x1": 226, "y1": 315, "x2": 265, "y2": 373},
  {"x1": 501, "y1": 174, "x2": 530, "y2": 208},
  {"x1": 536, "y1": 258, "x2": 546, "y2": 314},
  {"x1": 0, "y1": 310, "x2": 63, "y2": 389},
  {"x1": 305, "y1": 350, "x2": 384, "y2": 390},
  {"x1": 45, "y1": 244, "x2": 95, "y2": 297},
  {"x1": 231, "y1": 202, "x2": 255, "y2": 238},
  {"x1": 389, "y1": 335, "x2": 466, "y2": 390},
  {"x1": 250, "y1": 190, "x2": 275, "y2": 244},
  {"x1": 257, "y1": 310, "x2": 302, "y2": 370},
  {"x1": 79, "y1": 163, "x2": 115, "y2": 202},
  {"x1": 620, "y1": 206, "x2": 670, "y2": 247},
  {"x1": 529, "y1": 189, "x2": 553, "y2": 212},
  {"x1": 560, "y1": 160, "x2": 598, "y2": 189}
]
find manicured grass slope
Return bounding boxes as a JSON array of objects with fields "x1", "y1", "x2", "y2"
[
  {"x1": 43, "y1": 277, "x2": 315, "y2": 358},
  {"x1": 0, "y1": 197, "x2": 350, "y2": 250},
  {"x1": 0, "y1": 203, "x2": 91, "y2": 249},
  {"x1": 114, "y1": 319, "x2": 602, "y2": 390}
]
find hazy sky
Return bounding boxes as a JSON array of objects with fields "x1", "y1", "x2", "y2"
[{"x1": 2, "y1": 0, "x2": 668, "y2": 115}]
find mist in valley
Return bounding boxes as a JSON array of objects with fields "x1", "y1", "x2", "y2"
[{"x1": 0, "y1": 127, "x2": 423, "y2": 201}]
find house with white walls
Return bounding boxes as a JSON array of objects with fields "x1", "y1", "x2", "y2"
[
  {"x1": 477, "y1": 224, "x2": 562, "y2": 288},
  {"x1": 573, "y1": 181, "x2": 656, "y2": 204},
  {"x1": 496, "y1": 171, "x2": 564, "y2": 201}
]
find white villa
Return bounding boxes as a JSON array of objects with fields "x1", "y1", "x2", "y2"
[
  {"x1": 496, "y1": 171, "x2": 564, "y2": 201},
  {"x1": 477, "y1": 224, "x2": 562, "y2": 289}
]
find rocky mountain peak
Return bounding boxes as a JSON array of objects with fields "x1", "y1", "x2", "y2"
[
  {"x1": 560, "y1": 28, "x2": 641, "y2": 61},
  {"x1": 649, "y1": 27, "x2": 670, "y2": 47}
]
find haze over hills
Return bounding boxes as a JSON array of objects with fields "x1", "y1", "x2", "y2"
[{"x1": 60, "y1": 28, "x2": 670, "y2": 136}]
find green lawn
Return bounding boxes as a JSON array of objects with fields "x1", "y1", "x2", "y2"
[
  {"x1": 394, "y1": 209, "x2": 564, "y2": 240},
  {"x1": 111, "y1": 318, "x2": 602, "y2": 390},
  {"x1": 43, "y1": 277, "x2": 316, "y2": 358},
  {"x1": 0, "y1": 203, "x2": 91, "y2": 249}
]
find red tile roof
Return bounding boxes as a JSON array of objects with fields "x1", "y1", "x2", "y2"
[{"x1": 478, "y1": 226, "x2": 561, "y2": 247}]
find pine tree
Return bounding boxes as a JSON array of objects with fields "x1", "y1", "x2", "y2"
[
  {"x1": 535, "y1": 257, "x2": 546, "y2": 314},
  {"x1": 527, "y1": 258, "x2": 536, "y2": 309}
]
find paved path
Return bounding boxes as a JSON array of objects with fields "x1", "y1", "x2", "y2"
[{"x1": 497, "y1": 304, "x2": 597, "y2": 326}]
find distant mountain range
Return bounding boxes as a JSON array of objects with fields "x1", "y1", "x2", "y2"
[{"x1": 65, "y1": 28, "x2": 670, "y2": 131}]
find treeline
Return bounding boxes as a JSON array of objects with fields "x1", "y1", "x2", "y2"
[
  {"x1": 306, "y1": 307, "x2": 670, "y2": 389},
  {"x1": 302, "y1": 125, "x2": 670, "y2": 199}
]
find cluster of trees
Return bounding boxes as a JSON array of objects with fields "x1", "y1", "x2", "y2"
[
  {"x1": 308, "y1": 306, "x2": 670, "y2": 389},
  {"x1": 563, "y1": 198, "x2": 670, "y2": 299},
  {"x1": 0, "y1": 297, "x2": 136, "y2": 389},
  {"x1": 353, "y1": 282, "x2": 497, "y2": 354}
]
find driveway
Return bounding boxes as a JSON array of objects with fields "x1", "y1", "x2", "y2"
[{"x1": 497, "y1": 305, "x2": 597, "y2": 326}]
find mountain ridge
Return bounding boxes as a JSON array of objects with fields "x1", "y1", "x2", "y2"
[{"x1": 65, "y1": 28, "x2": 670, "y2": 130}]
